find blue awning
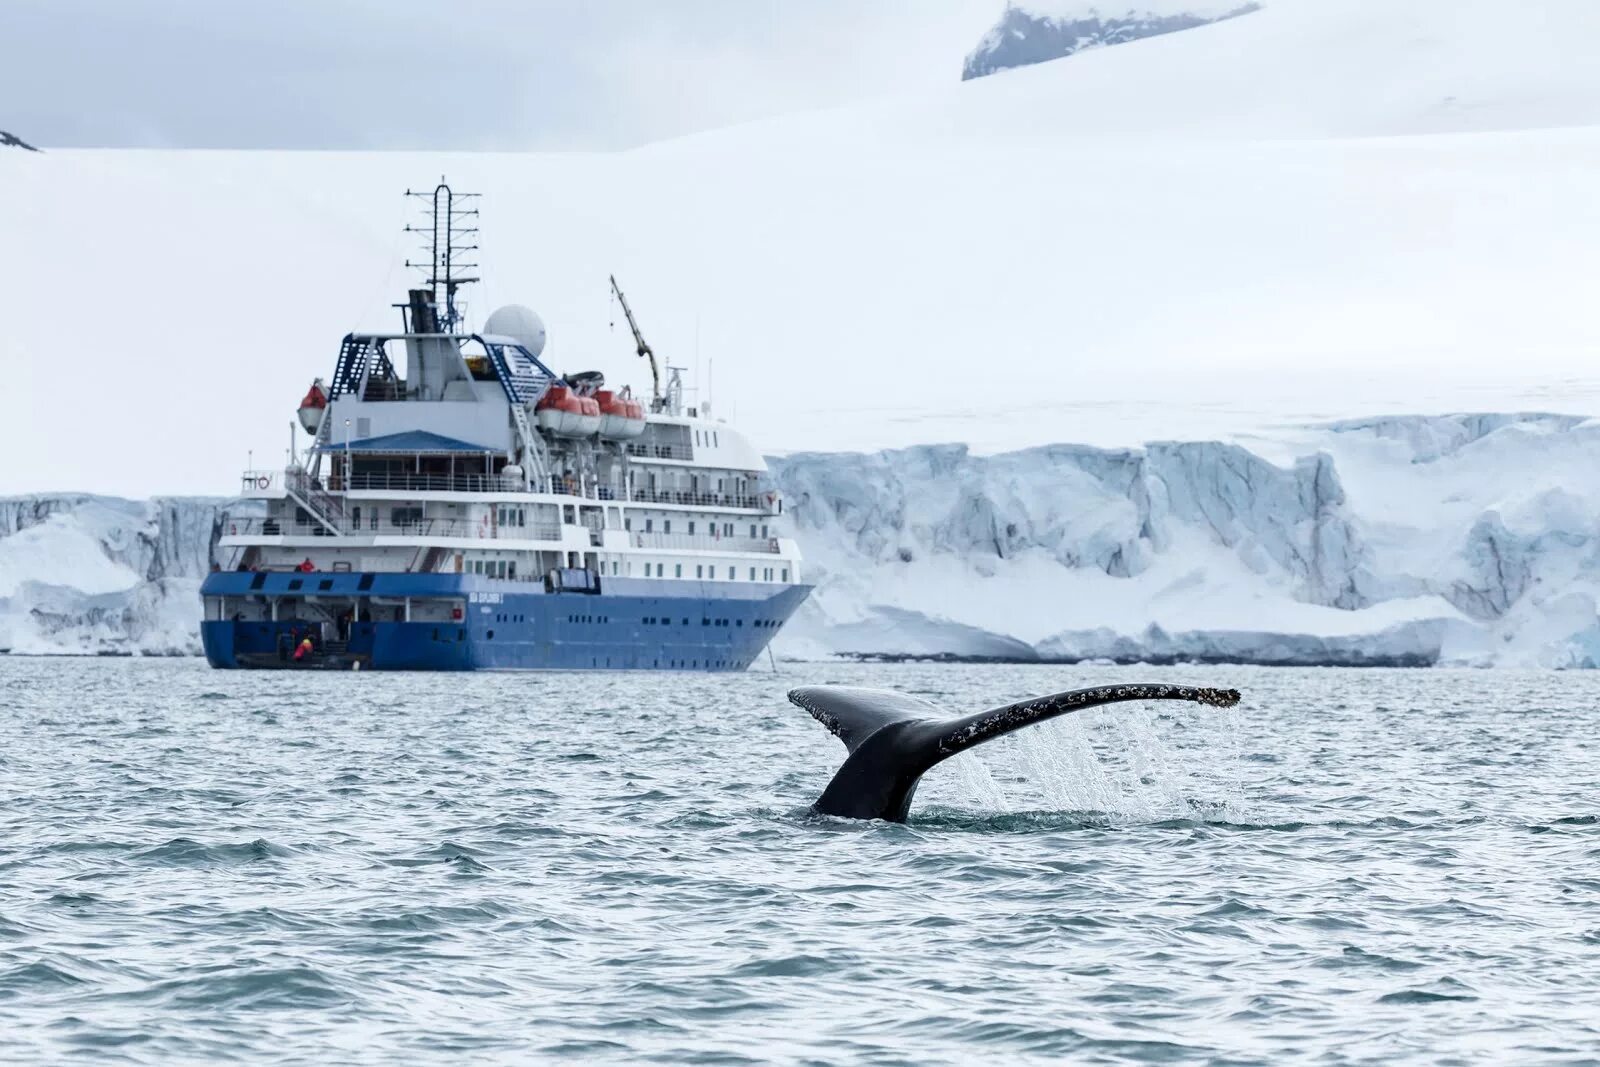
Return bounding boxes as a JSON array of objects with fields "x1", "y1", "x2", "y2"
[{"x1": 313, "y1": 430, "x2": 495, "y2": 454}]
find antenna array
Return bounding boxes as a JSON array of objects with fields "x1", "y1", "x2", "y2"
[{"x1": 404, "y1": 178, "x2": 479, "y2": 332}]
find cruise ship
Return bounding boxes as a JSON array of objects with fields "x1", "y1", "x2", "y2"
[{"x1": 200, "y1": 182, "x2": 810, "y2": 670}]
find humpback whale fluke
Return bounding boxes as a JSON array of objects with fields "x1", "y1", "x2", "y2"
[{"x1": 789, "y1": 683, "x2": 1242, "y2": 822}]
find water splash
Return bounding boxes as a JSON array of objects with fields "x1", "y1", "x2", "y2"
[{"x1": 922, "y1": 706, "x2": 1247, "y2": 824}]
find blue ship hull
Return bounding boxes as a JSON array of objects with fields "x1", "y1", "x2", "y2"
[{"x1": 200, "y1": 572, "x2": 811, "y2": 671}]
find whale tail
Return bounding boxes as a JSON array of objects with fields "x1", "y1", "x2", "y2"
[{"x1": 788, "y1": 683, "x2": 1241, "y2": 822}]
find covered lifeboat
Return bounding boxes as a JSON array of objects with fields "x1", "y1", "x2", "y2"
[
  {"x1": 535, "y1": 383, "x2": 602, "y2": 437},
  {"x1": 596, "y1": 388, "x2": 646, "y2": 440},
  {"x1": 297, "y1": 378, "x2": 327, "y2": 435}
]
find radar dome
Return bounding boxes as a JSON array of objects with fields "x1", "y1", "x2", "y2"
[{"x1": 484, "y1": 304, "x2": 547, "y2": 359}]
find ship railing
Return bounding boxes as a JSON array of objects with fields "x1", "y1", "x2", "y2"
[
  {"x1": 546, "y1": 479, "x2": 620, "y2": 500},
  {"x1": 223, "y1": 516, "x2": 565, "y2": 541},
  {"x1": 335, "y1": 470, "x2": 628, "y2": 500},
  {"x1": 625, "y1": 442, "x2": 696, "y2": 461},
  {"x1": 241, "y1": 470, "x2": 280, "y2": 493},
  {"x1": 627, "y1": 488, "x2": 767, "y2": 511},
  {"x1": 342, "y1": 472, "x2": 524, "y2": 494},
  {"x1": 625, "y1": 531, "x2": 781, "y2": 554}
]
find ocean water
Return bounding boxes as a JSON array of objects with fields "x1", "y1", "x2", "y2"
[{"x1": 1, "y1": 658, "x2": 1596, "y2": 1065}]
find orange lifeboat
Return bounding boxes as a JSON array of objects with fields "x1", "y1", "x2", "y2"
[
  {"x1": 573, "y1": 395, "x2": 602, "y2": 437},
  {"x1": 297, "y1": 378, "x2": 327, "y2": 435},
  {"x1": 536, "y1": 384, "x2": 603, "y2": 437},
  {"x1": 596, "y1": 388, "x2": 647, "y2": 440}
]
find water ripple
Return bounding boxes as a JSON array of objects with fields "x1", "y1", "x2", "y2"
[{"x1": 0, "y1": 658, "x2": 1596, "y2": 1063}]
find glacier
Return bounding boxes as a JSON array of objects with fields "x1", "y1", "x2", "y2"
[
  {"x1": 0, "y1": 496, "x2": 230, "y2": 655},
  {"x1": 767, "y1": 413, "x2": 1600, "y2": 669},
  {"x1": 7, "y1": 413, "x2": 1600, "y2": 666}
]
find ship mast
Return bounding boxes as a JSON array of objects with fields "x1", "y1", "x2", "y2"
[
  {"x1": 610, "y1": 274, "x2": 665, "y2": 412},
  {"x1": 406, "y1": 179, "x2": 479, "y2": 333}
]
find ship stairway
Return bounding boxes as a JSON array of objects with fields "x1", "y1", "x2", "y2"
[
  {"x1": 478, "y1": 337, "x2": 557, "y2": 406},
  {"x1": 477, "y1": 337, "x2": 558, "y2": 490},
  {"x1": 283, "y1": 467, "x2": 347, "y2": 536},
  {"x1": 328, "y1": 335, "x2": 397, "y2": 400}
]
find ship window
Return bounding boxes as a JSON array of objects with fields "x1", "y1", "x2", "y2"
[
  {"x1": 487, "y1": 630, "x2": 495, "y2": 639},
  {"x1": 687, "y1": 521, "x2": 695, "y2": 535},
  {"x1": 250, "y1": 573, "x2": 267, "y2": 590},
  {"x1": 351, "y1": 507, "x2": 361, "y2": 527},
  {"x1": 645, "y1": 519, "x2": 653, "y2": 533},
  {"x1": 750, "y1": 525, "x2": 757, "y2": 538},
  {"x1": 737, "y1": 619, "x2": 743, "y2": 626},
  {"x1": 508, "y1": 561, "x2": 517, "y2": 579},
  {"x1": 724, "y1": 523, "x2": 733, "y2": 537},
  {"x1": 358, "y1": 574, "x2": 374, "y2": 591},
  {"x1": 727, "y1": 566, "x2": 734, "y2": 579},
  {"x1": 702, "y1": 618, "x2": 710, "y2": 626},
  {"x1": 288, "y1": 579, "x2": 303, "y2": 590},
  {"x1": 782, "y1": 569, "x2": 789, "y2": 582},
  {"x1": 762, "y1": 525, "x2": 769, "y2": 538},
  {"x1": 696, "y1": 565, "x2": 703, "y2": 578},
  {"x1": 712, "y1": 432, "x2": 719, "y2": 447},
  {"x1": 319, "y1": 579, "x2": 333, "y2": 591},
  {"x1": 675, "y1": 564, "x2": 682, "y2": 578},
  {"x1": 624, "y1": 518, "x2": 632, "y2": 532},
  {"x1": 663, "y1": 520, "x2": 671, "y2": 534}
]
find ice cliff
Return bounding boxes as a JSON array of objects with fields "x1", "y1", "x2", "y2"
[
  {"x1": 0, "y1": 496, "x2": 230, "y2": 655},
  {"x1": 769, "y1": 413, "x2": 1600, "y2": 668},
  {"x1": 5, "y1": 413, "x2": 1600, "y2": 666},
  {"x1": 962, "y1": 2, "x2": 1261, "y2": 81}
]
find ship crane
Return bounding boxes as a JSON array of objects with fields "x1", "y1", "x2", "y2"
[{"x1": 610, "y1": 274, "x2": 664, "y2": 413}]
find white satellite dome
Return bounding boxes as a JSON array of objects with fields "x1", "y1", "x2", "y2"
[{"x1": 484, "y1": 304, "x2": 547, "y2": 360}]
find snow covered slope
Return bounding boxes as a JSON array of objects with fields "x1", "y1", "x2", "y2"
[
  {"x1": 770, "y1": 413, "x2": 1600, "y2": 668},
  {"x1": 0, "y1": 496, "x2": 228, "y2": 655},
  {"x1": 3, "y1": 0, "x2": 1600, "y2": 497}
]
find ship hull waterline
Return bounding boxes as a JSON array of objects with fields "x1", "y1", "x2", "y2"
[{"x1": 201, "y1": 571, "x2": 811, "y2": 671}]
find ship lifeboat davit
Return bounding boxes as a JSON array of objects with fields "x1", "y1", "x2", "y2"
[
  {"x1": 596, "y1": 389, "x2": 646, "y2": 440},
  {"x1": 297, "y1": 378, "x2": 328, "y2": 435},
  {"x1": 535, "y1": 384, "x2": 602, "y2": 437}
]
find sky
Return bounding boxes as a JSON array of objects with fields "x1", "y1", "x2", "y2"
[{"x1": 1, "y1": 0, "x2": 1001, "y2": 151}]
